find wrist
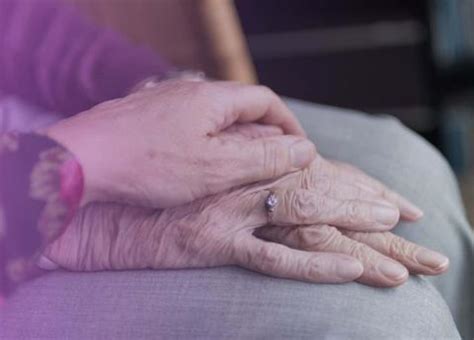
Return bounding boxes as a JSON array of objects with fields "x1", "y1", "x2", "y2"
[{"x1": 41, "y1": 117, "x2": 105, "y2": 206}]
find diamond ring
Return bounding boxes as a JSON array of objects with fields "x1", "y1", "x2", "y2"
[{"x1": 264, "y1": 191, "x2": 278, "y2": 223}]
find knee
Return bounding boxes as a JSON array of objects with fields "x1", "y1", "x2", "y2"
[
  {"x1": 371, "y1": 276, "x2": 460, "y2": 339},
  {"x1": 280, "y1": 277, "x2": 460, "y2": 339},
  {"x1": 293, "y1": 100, "x2": 457, "y2": 189},
  {"x1": 376, "y1": 116, "x2": 452, "y2": 175},
  {"x1": 356, "y1": 115, "x2": 460, "y2": 196}
]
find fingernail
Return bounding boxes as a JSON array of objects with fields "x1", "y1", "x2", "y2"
[
  {"x1": 378, "y1": 260, "x2": 408, "y2": 281},
  {"x1": 399, "y1": 197, "x2": 424, "y2": 220},
  {"x1": 335, "y1": 258, "x2": 364, "y2": 280},
  {"x1": 290, "y1": 140, "x2": 316, "y2": 168},
  {"x1": 415, "y1": 249, "x2": 449, "y2": 270},
  {"x1": 373, "y1": 204, "x2": 400, "y2": 226}
]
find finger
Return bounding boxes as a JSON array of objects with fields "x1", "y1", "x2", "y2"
[
  {"x1": 343, "y1": 230, "x2": 449, "y2": 275},
  {"x1": 327, "y1": 160, "x2": 423, "y2": 221},
  {"x1": 269, "y1": 189, "x2": 400, "y2": 231},
  {"x1": 311, "y1": 176, "x2": 394, "y2": 206},
  {"x1": 221, "y1": 135, "x2": 317, "y2": 187},
  {"x1": 234, "y1": 235, "x2": 363, "y2": 283},
  {"x1": 212, "y1": 81, "x2": 306, "y2": 136},
  {"x1": 256, "y1": 225, "x2": 409, "y2": 287},
  {"x1": 220, "y1": 123, "x2": 284, "y2": 140}
]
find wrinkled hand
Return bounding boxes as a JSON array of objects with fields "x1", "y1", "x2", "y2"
[
  {"x1": 44, "y1": 189, "x2": 364, "y2": 284},
  {"x1": 45, "y1": 79, "x2": 315, "y2": 208},
  {"x1": 250, "y1": 155, "x2": 424, "y2": 232},
  {"x1": 256, "y1": 225, "x2": 448, "y2": 287},
  {"x1": 220, "y1": 122, "x2": 424, "y2": 223},
  {"x1": 318, "y1": 158, "x2": 424, "y2": 221},
  {"x1": 44, "y1": 156, "x2": 448, "y2": 287},
  {"x1": 253, "y1": 155, "x2": 447, "y2": 286}
]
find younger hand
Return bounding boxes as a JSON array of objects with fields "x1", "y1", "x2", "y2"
[{"x1": 45, "y1": 79, "x2": 315, "y2": 208}]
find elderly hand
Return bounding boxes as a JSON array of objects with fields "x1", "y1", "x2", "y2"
[
  {"x1": 44, "y1": 79, "x2": 315, "y2": 208},
  {"x1": 43, "y1": 191, "x2": 364, "y2": 285},
  {"x1": 219, "y1": 122, "x2": 424, "y2": 222},
  {"x1": 253, "y1": 155, "x2": 447, "y2": 286},
  {"x1": 43, "y1": 157, "x2": 447, "y2": 287},
  {"x1": 255, "y1": 225, "x2": 448, "y2": 287}
]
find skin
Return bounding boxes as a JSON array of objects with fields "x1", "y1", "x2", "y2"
[
  {"x1": 44, "y1": 158, "x2": 448, "y2": 287},
  {"x1": 41, "y1": 82, "x2": 446, "y2": 287},
  {"x1": 44, "y1": 79, "x2": 317, "y2": 208}
]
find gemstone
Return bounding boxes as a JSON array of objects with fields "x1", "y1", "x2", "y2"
[{"x1": 265, "y1": 193, "x2": 278, "y2": 212}]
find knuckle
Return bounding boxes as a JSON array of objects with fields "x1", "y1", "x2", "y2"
[
  {"x1": 345, "y1": 202, "x2": 364, "y2": 224},
  {"x1": 288, "y1": 191, "x2": 319, "y2": 224},
  {"x1": 306, "y1": 256, "x2": 322, "y2": 279},
  {"x1": 254, "y1": 245, "x2": 282, "y2": 273},
  {"x1": 347, "y1": 242, "x2": 370, "y2": 261},
  {"x1": 387, "y1": 236, "x2": 416, "y2": 259},
  {"x1": 262, "y1": 140, "x2": 288, "y2": 177},
  {"x1": 298, "y1": 166, "x2": 314, "y2": 189},
  {"x1": 294, "y1": 227, "x2": 316, "y2": 249},
  {"x1": 295, "y1": 225, "x2": 341, "y2": 250}
]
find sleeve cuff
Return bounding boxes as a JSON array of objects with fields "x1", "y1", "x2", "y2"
[{"x1": 0, "y1": 132, "x2": 83, "y2": 295}]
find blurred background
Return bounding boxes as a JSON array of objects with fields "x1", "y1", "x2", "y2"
[
  {"x1": 235, "y1": 0, "x2": 474, "y2": 224},
  {"x1": 70, "y1": 0, "x2": 473, "y2": 224}
]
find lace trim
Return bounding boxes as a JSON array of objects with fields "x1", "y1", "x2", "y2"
[{"x1": 0, "y1": 133, "x2": 83, "y2": 294}]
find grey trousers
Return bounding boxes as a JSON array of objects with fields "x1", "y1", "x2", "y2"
[{"x1": 0, "y1": 98, "x2": 472, "y2": 339}]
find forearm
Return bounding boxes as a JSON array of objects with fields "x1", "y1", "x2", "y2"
[{"x1": 0, "y1": 0, "x2": 172, "y2": 115}]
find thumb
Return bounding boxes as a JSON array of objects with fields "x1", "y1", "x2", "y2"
[{"x1": 228, "y1": 135, "x2": 316, "y2": 185}]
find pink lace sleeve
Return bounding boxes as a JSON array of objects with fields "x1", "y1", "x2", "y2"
[{"x1": 0, "y1": 132, "x2": 83, "y2": 297}]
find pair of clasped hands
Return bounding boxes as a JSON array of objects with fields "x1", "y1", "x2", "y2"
[{"x1": 44, "y1": 79, "x2": 449, "y2": 287}]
